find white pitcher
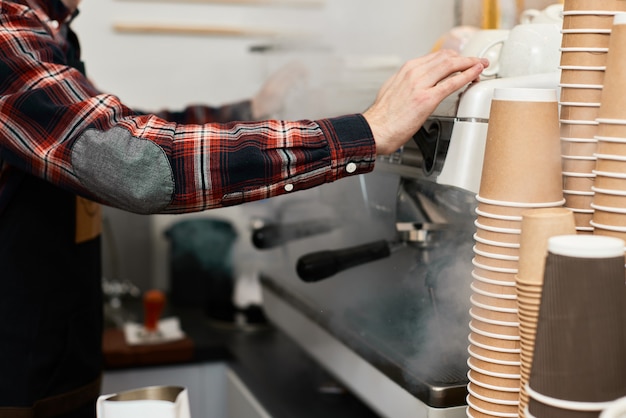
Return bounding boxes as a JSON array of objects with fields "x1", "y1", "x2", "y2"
[{"x1": 97, "y1": 386, "x2": 191, "y2": 418}]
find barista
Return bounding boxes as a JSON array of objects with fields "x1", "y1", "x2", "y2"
[{"x1": 0, "y1": 0, "x2": 488, "y2": 416}]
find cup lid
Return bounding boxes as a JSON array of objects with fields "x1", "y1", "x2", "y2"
[{"x1": 548, "y1": 234, "x2": 625, "y2": 258}]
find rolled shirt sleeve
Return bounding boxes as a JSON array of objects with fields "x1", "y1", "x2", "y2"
[{"x1": 0, "y1": 1, "x2": 376, "y2": 215}]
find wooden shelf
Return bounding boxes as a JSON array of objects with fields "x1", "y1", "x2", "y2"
[{"x1": 113, "y1": 21, "x2": 289, "y2": 37}]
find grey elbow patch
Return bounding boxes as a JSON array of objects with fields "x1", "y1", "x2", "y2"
[{"x1": 71, "y1": 127, "x2": 175, "y2": 214}]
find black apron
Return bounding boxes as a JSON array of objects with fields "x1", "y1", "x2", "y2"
[
  {"x1": 0, "y1": 174, "x2": 103, "y2": 418},
  {"x1": 0, "y1": 15, "x2": 102, "y2": 417}
]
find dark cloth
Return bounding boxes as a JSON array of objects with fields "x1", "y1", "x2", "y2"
[{"x1": 0, "y1": 173, "x2": 102, "y2": 416}]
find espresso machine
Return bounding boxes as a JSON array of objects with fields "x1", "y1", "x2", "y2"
[{"x1": 254, "y1": 71, "x2": 559, "y2": 418}]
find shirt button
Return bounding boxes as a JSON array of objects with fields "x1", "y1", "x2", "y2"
[
  {"x1": 346, "y1": 162, "x2": 357, "y2": 173},
  {"x1": 284, "y1": 184, "x2": 294, "y2": 192}
]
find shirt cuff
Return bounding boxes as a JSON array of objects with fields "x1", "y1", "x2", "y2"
[{"x1": 318, "y1": 114, "x2": 377, "y2": 182}]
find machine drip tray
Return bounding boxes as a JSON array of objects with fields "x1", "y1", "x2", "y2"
[{"x1": 260, "y1": 276, "x2": 470, "y2": 418}]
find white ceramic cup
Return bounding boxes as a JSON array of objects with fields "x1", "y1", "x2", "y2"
[
  {"x1": 520, "y1": 3, "x2": 564, "y2": 25},
  {"x1": 480, "y1": 23, "x2": 562, "y2": 78},
  {"x1": 462, "y1": 29, "x2": 510, "y2": 79},
  {"x1": 499, "y1": 23, "x2": 562, "y2": 78}
]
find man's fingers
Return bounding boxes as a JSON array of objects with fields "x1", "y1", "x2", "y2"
[{"x1": 432, "y1": 62, "x2": 485, "y2": 98}]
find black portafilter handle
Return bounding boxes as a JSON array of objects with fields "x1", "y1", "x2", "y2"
[{"x1": 296, "y1": 240, "x2": 391, "y2": 282}]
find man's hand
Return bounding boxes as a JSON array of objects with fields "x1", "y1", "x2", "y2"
[{"x1": 363, "y1": 50, "x2": 488, "y2": 155}]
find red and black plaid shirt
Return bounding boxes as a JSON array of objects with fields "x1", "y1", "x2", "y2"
[{"x1": 0, "y1": 0, "x2": 376, "y2": 214}]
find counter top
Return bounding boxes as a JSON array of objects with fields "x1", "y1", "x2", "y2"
[{"x1": 102, "y1": 304, "x2": 380, "y2": 418}]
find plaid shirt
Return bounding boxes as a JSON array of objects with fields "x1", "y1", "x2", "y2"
[{"x1": 0, "y1": 0, "x2": 376, "y2": 215}]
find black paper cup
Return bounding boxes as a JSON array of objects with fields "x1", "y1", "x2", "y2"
[{"x1": 529, "y1": 235, "x2": 626, "y2": 402}]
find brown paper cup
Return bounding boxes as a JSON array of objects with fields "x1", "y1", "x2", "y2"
[
  {"x1": 561, "y1": 120, "x2": 599, "y2": 138},
  {"x1": 476, "y1": 201, "x2": 531, "y2": 217},
  {"x1": 479, "y1": 90, "x2": 562, "y2": 203},
  {"x1": 471, "y1": 292, "x2": 519, "y2": 310},
  {"x1": 563, "y1": 0, "x2": 626, "y2": 11},
  {"x1": 470, "y1": 306, "x2": 519, "y2": 324},
  {"x1": 591, "y1": 189, "x2": 626, "y2": 207},
  {"x1": 593, "y1": 224, "x2": 626, "y2": 240},
  {"x1": 561, "y1": 32, "x2": 611, "y2": 48},
  {"x1": 470, "y1": 319, "x2": 520, "y2": 338},
  {"x1": 472, "y1": 279, "x2": 518, "y2": 297},
  {"x1": 592, "y1": 208, "x2": 626, "y2": 226},
  {"x1": 469, "y1": 331, "x2": 521, "y2": 351},
  {"x1": 473, "y1": 264, "x2": 519, "y2": 283},
  {"x1": 469, "y1": 385, "x2": 520, "y2": 408},
  {"x1": 598, "y1": 120, "x2": 626, "y2": 137},
  {"x1": 474, "y1": 240, "x2": 520, "y2": 258},
  {"x1": 517, "y1": 295, "x2": 543, "y2": 309},
  {"x1": 476, "y1": 214, "x2": 522, "y2": 231},
  {"x1": 469, "y1": 343, "x2": 521, "y2": 365},
  {"x1": 467, "y1": 394, "x2": 519, "y2": 415},
  {"x1": 468, "y1": 382, "x2": 520, "y2": 403},
  {"x1": 572, "y1": 209, "x2": 594, "y2": 227},
  {"x1": 596, "y1": 138, "x2": 626, "y2": 156},
  {"x1": 598, "y1": 24, "x2": 626, "y2": 119},
  {"x1": 473, "y1": 253, "x2": 519, "y2": 271},
  {"x1": 563, "y1": 173, "x2": 595, "y2": 192},
  {"x1": 562, "y1": 14, "x2": 616, "y2": 30},
  {"x1": 475, "y1": 226, "x2": 522, "y2": 245},
  {"x1": 467, "y1": 382, "x2": 519, "y2": 404},
  {"x1": 595, "y1": 156, "x2": 626, "y2": 173},
  {"x1": 470, "y1": 294, "x2": 519, "y2": 315},
  {"x1": 468, "y1": 356, "x2": 521, "y2": 377},
  {"x1": 517, "y1": 208, "x2": 577, "y2": 284},
  {"x1": 518, "y1": 310, "x2": 540, "y2": 323},
  {"x1": 561, "y1": 138, "x2": 598, "y2": 157},
  {"x1": 560, "y1": 84, "x2": 604, "y2": 102},
  {"x1": 564, "y1": 191, "x2": 595, "y2": 209},
  {"x1": 561, "y1": 155, "x2": 597, "y2": 173},
  {"x1": 594, "y1": 172, "x2": 626, "y2": 190},
  {"x1": 560, "y1": 49, "x2": 609, "y2": 67},
  {"x1": 560, "y1": 103, "x2": 601, "y2": 120},
  {"x1": 468, "y1": 369, "x2": 520, "y2": 391}
]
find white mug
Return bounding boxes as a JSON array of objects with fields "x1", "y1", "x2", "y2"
[
  {"x1": 461, "y1": 29, "x2": 510, "y2": 79},
  {"x1": 520, "y1": 3, "x2": 564, "y2": 25},
  {"x1": 479, "y1": 23, "x2": 562, "y2": 78}
]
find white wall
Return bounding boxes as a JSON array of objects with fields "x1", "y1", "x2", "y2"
[{"x1": 71, "y1": 0, "x2": 456, "y2": 291}]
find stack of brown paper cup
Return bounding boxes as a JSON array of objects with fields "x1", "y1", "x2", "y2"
[
  {"x1": 592, "y1": 13, "x2": 626, "y2": 242},
  {"x1": 527, "y1": 235, "x2": 626, "y2": 418},
  {"x1": 468, "y1": 88, "x2": 565, "y2": 418},
  {"x1": 515, "y1": 208, "x2": 577, "y2": 417},
  {"x1": 560, "y1": 0, "x2": 626, "y2": 233}
]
